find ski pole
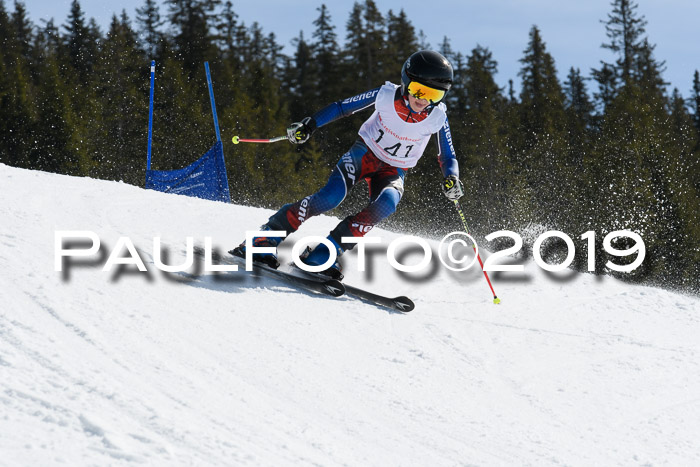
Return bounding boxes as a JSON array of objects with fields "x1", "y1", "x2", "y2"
[
  {"x1": 232, "y1": 135, "x2": 287, "y2": 144},
  {"x1": 452, "y1": 200, "x2": 501, "y2": 304}
]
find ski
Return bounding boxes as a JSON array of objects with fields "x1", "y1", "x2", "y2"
[
  {"x1": 236, "y1": 256, "x2": 345, "y2": 297},
  {"x1": 193, "y1": 247, "x2": 412, "y2": 310},
  {"x1": 194, "y1": 247, "x2": 345, "y2": 298},
  {"x1": 342, "y1": 283, "x2": 415, "y2": 313},
  {"x1": 289, "y1": 264, "x2": 414, "y2": 312},
  {"x1": 231, "y1": 254, "x2": 345, "y2": 297}
]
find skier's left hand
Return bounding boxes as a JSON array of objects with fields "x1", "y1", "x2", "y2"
[
  {"x1": 442, "y1": 175, "x2": 464, "y2": 201},
  {"x1": 287, "y1": 117, "x2": 317, "y2": 144}
]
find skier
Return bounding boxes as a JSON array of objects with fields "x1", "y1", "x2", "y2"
[{"x1": 231, "y1": 50, "x2": 464, "y2": 280}]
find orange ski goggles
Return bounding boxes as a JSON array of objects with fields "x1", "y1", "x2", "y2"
[{"x1": 407, "y1": 81, "x2": 446, "y2": 103}]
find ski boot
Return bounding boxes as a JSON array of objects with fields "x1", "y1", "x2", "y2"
[
  {"x1": 298, "y1": 236, "x2": 344, "y2": 281},
  {"x1": 230, "y1": 225, "x2": 284, "y2": 269}
]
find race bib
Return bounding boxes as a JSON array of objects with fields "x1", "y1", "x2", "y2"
[{"x1": 358, "y1": 83, "x2": 446, "y2": 168}]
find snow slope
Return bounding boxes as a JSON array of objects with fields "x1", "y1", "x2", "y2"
[{"x1": 1, "y1": 163, "x2": 699, "y2": 466}]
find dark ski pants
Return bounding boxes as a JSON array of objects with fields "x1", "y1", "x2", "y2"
[{"x1": 267, "y1": 139, "x2": 406, "y2": 251}]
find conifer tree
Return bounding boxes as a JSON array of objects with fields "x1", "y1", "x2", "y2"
[
  {"x1": 460, "y1": 45, "x2": 526, "y2": 231},
  {"x1": 518, "y1": 26, "x2": 566, "y2": 148},
  {"x1": 0, "y1": 0, "x2": 34, "y2": 168},
  {"x1": 36, "y1": 18, "x2": 61, "y2": 54},
  {"x1": 10, "y1": 0, "x2": 32, "y2": 59},
  {"x1": 0, "y1": 59, "x2": 33, "y2": 168},
  {"x1": 344, "y1": 2, "x2": 363, "y2": 84},
  {"x1": 587, "y1": 0, "x2": 680, "y2": 281},
  {"x1": 448, "y1": 51, "x2": 468, "y2": 111},
  {"x1": 29, "y1": 50, "x2": 79, "y2": 174},
  {"x1": 507, "y1": 79, "x2": 516, "y2": 103},
  {"x1": 590, "y1": 80, "x2": 665, "y2": 277},
  {"x1": 384, "y1": 9, "x2": 417, "y2": 79},
  {"x1": 135, "y1": 0, "x2": 164, "y2": 58},
  {"x1": 312, "y1": 4, "x2": 342, "y2": 104},
  {"x1": 591, "y1": 62, "x2": 617, "y2": 111},
  {"x1": 516, "y1": 25, "x2": 568, "y2": 227},
  {"x1": 647, "y1": 88, "x2": 699, "y2": 288},
  {"x1": 61, "y1": 5, "x2": 102, "y2": 172},
  {"x1": 232, "y1": 18, "x2": 249, "y2": 63},
  {"x1": 307, "y1": 5, "x2": 353, "y2": 170},
  {"x1": 464, "y1": 46, "x2": 502, "y2": 112},
  {"x1": 593, "y1": 0, "x2": 656, "y2": 107},
  {"x1": 0, "y1": 38, "x2": 14, "y2": 166},
  {"x1": 211, "y1": 3, "x2": 245, "y2": 142},
  {"x1": 436, "y1": 36, "x2": 463, "y2": 109},
  {"x1": 459, "y1": 44, "x2": 501, "y2": 148},
  {"x1": 91, "y1": 13, "x2": 147, "y2": 183},
  {"x1": 215, "y1": 1, "x2": 237, "y2": 55},
  {"x1": 564, "y1": 68, "x2": 594, "y2": 126},
  {"x1": 361, "y1": 0, "x2": 385, "y2": 84},
  {"x1": 211, "y1": 2, "x2": 246, "y2": 133},
  {"x1": 165, "y1": 0, "x2": 220, "y2": 75},
  {"x1": 149, "y1": 53, "x2": 211, "y2": 172},
  {"x1": 690, "y1": 70, "x2": 700, "y2": 134},
  {"x1": 222, "y1": 22, "x2": 298, "y2": 204},
  {"x1": 263, "y1": 31, "x2": 284, "y2": 74},
  {"x1": 600, "y1": 0, "x2": 647, "y2": 85},
  {"x1": 244, "y1": 21, "x2": 261, "y2": 61},
  {"x1": 634, "y1": 37, "x2": 666, "y2": 99},
  {"x1": 0, "y1": 0, "x2": 10, "y2": 50},
  {"x1": 344, "y1": 1, "x2": 384, "y2": 89},
  {"x1": 690, "y1": 72, "x2": 700, "y2": 194},
  {"x1": 288, "y1": 31, "x2": 315, "y2": 119},
  {"x1": 340, "y1": 1, "x2": 377, "y2": 140},
  {"x1": 63, "y1": 0, "x2": 98, "y2": 84},
  {"x1": 563, "y1": 67, "x2": 594, "y2": 161}
]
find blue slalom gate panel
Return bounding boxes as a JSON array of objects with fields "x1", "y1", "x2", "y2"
[
  {"x1": 145, "y1": 61, "x2": 229, "y2": 203},
  {"x1": 145, "y1": 141, "x2": 230, "y2": 202}
]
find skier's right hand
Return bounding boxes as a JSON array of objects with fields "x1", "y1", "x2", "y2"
[{"x1": 287, "y1": 117, "x2": 317, "y2": 144}]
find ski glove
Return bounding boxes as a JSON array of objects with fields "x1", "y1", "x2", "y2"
[
  {"x1": 287, "y1": 117, "x2": 317, "y2": 144},
  {"x1": 442, "y1": 175, "x2": 465, "y2": 201}
]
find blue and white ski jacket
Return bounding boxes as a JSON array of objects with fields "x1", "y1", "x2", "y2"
[{"x1": 310, "y1": 85, "x2": 459, "y2": 178}]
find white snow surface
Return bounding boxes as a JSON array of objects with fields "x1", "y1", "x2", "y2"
[{"x1": 1, "y1": 163, "x2": 699, "y2": 466}]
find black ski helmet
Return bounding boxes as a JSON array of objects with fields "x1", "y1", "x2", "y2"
[{"x1": 401, "y1": 50, "x2": 454, "y2": 101}]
